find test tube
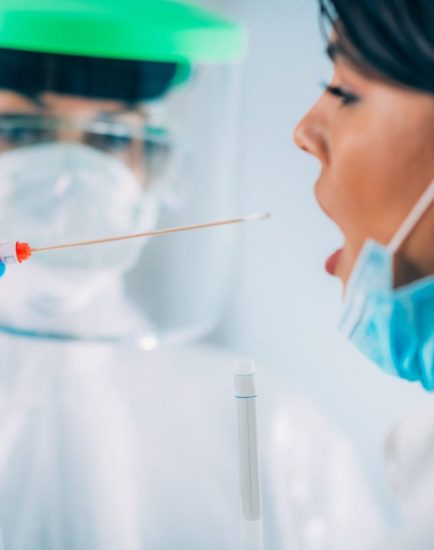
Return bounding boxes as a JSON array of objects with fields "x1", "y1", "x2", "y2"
[{"x1": 234, "y1": 359, "x2": 264, "y2": 550}]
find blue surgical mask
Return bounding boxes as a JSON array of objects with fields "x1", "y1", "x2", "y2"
[{"x1": 339, "y1": 179, "x2": 434, "y2": 391}]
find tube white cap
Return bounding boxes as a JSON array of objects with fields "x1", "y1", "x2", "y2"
[
  {"x1": 234, "y1": 360, "x2": 256, "y2": 399},
  {"x1": 236, "y1": 359, "x2": 256, "y2": 376}
]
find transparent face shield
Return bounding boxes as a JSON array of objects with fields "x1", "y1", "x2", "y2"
[
  {"x1": 0, "y1": 3, "x2": 247, "y2": 548},
  {"x1": 0, "y1": 51, "x2": 242, "y2": 344},
  {"x1": 126, "y1": 64, "x2": 242, "y2": 346}
]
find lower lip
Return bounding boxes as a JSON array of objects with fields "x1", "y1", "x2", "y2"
[{"x1": 325, "y1": 248, "x2": 343, "y2": 276}]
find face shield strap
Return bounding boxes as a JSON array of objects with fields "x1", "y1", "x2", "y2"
[{"x1": 388, "y1": 178, "x2": 434, "y2": 255}]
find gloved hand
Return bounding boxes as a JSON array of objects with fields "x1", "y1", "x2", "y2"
[{"x1": 0, "y1": 260, "x2": 6, "y2": 278}]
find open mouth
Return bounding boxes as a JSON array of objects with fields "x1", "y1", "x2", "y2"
[
  {"x1": 315, "y1": 192, "x2": 344, "y2": 277},
  {"x1": 325, "y1": 247, "x2": 343, "y2": 276}
]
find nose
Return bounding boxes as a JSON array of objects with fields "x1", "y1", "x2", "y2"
[
  {"x1": 57, "y1": 125, "x2": 84, "y2": 144},
  {"x1": 293, "y1": 101, "x2": 329, "y2": 163}
]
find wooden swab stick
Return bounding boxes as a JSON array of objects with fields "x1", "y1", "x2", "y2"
[{"x1": 31, "y1": 212, "x2": 271, "y2": 254}]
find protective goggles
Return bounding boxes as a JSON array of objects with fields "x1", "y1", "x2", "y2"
[{"x1": 0, "y1": 112, "x2": 178, "y2": 185}]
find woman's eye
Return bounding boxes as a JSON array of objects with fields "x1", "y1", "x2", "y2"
[{"x1": 322, "y1": 82, "x2": 360, "y2": 106}]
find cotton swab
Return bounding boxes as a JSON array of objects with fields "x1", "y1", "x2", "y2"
[{"x1": 0, "y1": 212, "x2": 271, "y2": 266}]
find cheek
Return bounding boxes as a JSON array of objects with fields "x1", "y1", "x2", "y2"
[{"x1": 318, "y1": 107, "x2": 430, "y2": 248}]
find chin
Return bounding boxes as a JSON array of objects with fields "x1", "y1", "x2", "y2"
[{"x1": 334, "y1": 245, "x2": 354, "y2": 290}]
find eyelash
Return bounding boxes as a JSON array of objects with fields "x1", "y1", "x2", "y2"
[{"x1": 321, "y1": 82, "x2": 360, "y2": 106}]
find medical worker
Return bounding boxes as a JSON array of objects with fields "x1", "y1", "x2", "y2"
[
  {"x1": 0, "y1": 2, "x2": 248, "y2": 548},
  {"x1": 295, "y1": 0, "x2": 434, "y2": 546}
]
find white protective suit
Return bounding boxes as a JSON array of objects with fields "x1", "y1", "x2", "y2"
[
  {"x1": 371, "y1": 400, "x2": 434, "y2": 550},
  {"x1": 0, "y1": 275, "x2": 385, "y2": 549}
]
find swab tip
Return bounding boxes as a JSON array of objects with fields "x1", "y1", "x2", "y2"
[{"x1": 244, "y1": 212, "x2": 271, "y2": 222}]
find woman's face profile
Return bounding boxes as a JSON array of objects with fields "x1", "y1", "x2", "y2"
[{"x1": 294, "y1": 50, "x2": 434, "y2": 289}]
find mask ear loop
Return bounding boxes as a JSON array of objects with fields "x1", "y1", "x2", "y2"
[{"x1": 388, "y1": 179, "x2": 434, "y2": 255}]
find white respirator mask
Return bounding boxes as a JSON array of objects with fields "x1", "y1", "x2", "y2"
[{"x1": 0, "y1": 142, "x2": 159, "y2": 314}]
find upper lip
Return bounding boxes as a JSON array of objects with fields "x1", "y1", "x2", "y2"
[{"x1": 320, "y1": 203, "x2": 334, "y2": 221}]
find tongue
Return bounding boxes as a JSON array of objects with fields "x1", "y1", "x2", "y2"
[{"x1": 325, "y1": 248, "x2": 343, "y2": 275}]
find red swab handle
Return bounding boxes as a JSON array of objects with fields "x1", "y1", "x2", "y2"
[{"x1": 16, "y1": 242, "x2": 32, "y2": 263}]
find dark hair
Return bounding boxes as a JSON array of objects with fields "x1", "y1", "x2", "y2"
[
  {"x1": 319, "y1": 0, "x2": 434, "y2": 95},
  {"x1": 0, "y1": 48, "x2": 179, "y2": 103}
]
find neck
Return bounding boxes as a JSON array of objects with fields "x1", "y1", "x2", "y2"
[{"x1": 395, "y1": 202, "x2": 434, "y2": 287}]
